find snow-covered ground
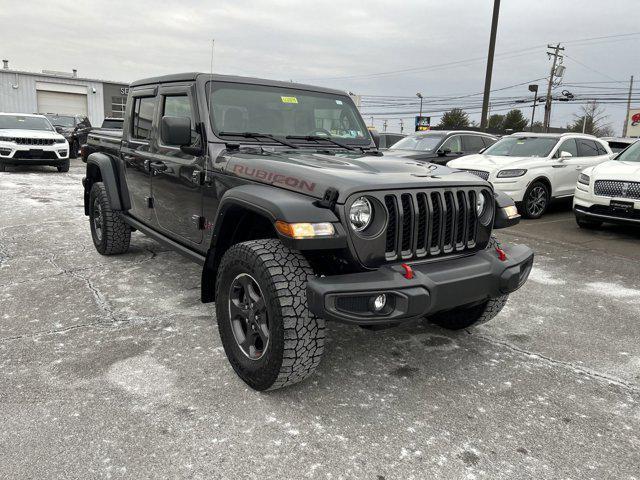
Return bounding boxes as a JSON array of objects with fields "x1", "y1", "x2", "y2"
[{"x1": 1, "y1": 160, "x2": 639, "y2": 479}]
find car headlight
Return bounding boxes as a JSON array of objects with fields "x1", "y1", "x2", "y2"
[
  {"x1": 476, "y1": 192, "x2": 486, "y2": 216},
  {"x1": 578, "y1": 173, "x2": 590, "y2": 185},
  {"x1": 497, "y1": 169, "x2": 527, "y2": 178},
  {"x1": 0, "y1": 136, "x2": 14, "y2": 142},
  {"x1": 349, "y1": 197, "x2": 373, "y2": 232},
  {"x1": 54, "y1": 137, "x2": 66, "y2": 144}
]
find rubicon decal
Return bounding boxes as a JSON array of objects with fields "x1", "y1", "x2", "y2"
[{"x1": 232, "y1": 164, "x2": 316, "y2": 192}]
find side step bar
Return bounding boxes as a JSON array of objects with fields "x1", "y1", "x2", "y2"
[{"x1": 123, "y1": 216, "x2": 206, "y2": 265}]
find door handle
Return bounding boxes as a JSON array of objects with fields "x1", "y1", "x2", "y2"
[{"x1": 149, "y1": 161, "x2": 167, "y2": 172}]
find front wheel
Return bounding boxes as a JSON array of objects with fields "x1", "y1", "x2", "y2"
[
  {"x1": 522, "y1": 181, "x2": 549, "y2": 219},
  {"x1": 576, "y1": 217, "x2": 602, "y2": 229},
  {"x1": 215, "y1": 239, "x2": 325, "y2": 391},
  {"x1": 70, "y1": 140, "x2": 79, "y2": 159},
  {"x1": 424, "y1": 236, "x2": 508, "y2": 330},
  {"x1": 56, "y1": 160, "x2": 70, "y2": 172}
]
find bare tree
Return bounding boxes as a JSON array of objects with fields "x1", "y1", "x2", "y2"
[{"x1": 568, "y1": 101, "x2": 613, "y2": 136}]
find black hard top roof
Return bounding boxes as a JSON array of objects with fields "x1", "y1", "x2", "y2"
[{"x1": 130, "y1": 72, "x2": 347, "y2": 96}]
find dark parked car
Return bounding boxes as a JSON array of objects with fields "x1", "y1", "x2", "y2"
[
  {"x1": 600, "y1": 137, "x2": 637, "y2": 153},
  {"x1": 385, "y1": 130, "x2": 497, "y2": 164},
  {"x1": 101, "y1": 117, "x2": 124, "y2": 129},
  {"x1": 372, "y1": 131, "x2": 405, "y2": 149},
  {"x1": 44, "y1": 114, "x2": 92, "y2": 158},
  {"x1": 82, "y1": 72, "x2": 532, "y2": 391}
]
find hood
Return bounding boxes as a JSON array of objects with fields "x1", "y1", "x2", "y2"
[
  {"x1": 591, "y1": 160, "x2": 640, "y2": 180},
  {"x1": 221, "y1": 148, "x2": 490, "y2": 202},
  {"x1": 382, "y1": 148, "x2": 438, "y2": 160},
  {"x1": 0, "y1": 129, "x2": 65, "y2": 140},
  {"x1": 447, "y1": 154, "x2": 538, "y2": 170}
]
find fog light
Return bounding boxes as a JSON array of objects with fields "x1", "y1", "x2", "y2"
[{"x1": 372, "y1": 294, "x2": 387, "y2": 312}]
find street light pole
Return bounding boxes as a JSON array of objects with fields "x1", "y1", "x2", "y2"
[
  {"x1": 480, "y1": 0, "x2": 500, "y2": 130},
  {"x1": 529, "y1": 84, "x2": 539, "y2": 131},
  {"x1": 416, "y1": 93, "x2": 423, "y2": 118}
]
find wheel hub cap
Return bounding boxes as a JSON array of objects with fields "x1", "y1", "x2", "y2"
[
  {"x1": 527, "y1": 186, "x2": 547, "y2": 216},
  {"x1": 228, "y1": 273, "x2": 269, "y2": 360}
]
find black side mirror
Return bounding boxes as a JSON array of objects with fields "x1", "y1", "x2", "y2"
[
  {"x1": 369, "y1": 130, "x2": 380, "y2": 148},
  {"x1": 437, "y1": 148, "x2": 451, "y2": 157},
  {"x1": 161, "y1": 115, "x2": 191, "y2": 146}
]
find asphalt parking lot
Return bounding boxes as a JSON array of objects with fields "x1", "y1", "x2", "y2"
[{"x1": 1, "y1": 160, "x2": 639, "y2": 479}]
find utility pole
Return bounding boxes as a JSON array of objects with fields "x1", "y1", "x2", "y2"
[
  {"x1": 480, "y1": 0, "x2": 500, "y2": 130},
  {"x1": 370, "y1": 116, "x2": 374, "y2": 128},
  {"x1": 543, "y1": 43, "x2": 564, "y2": 132},
  {"x1": 399, "y1": 119, "x2": 404, "y2": 133},
  {"x1": 383, "y1": 120, "x2": 388, "y2": 132},
  {"x1": 528, "y1": 84, "x2": 539, "y2": 131},
  {"x1": 622, "y1": 75, "x2": 634, "y2": 137}
]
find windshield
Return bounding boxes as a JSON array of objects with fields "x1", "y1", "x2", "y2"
[
  {"x1": 0, "y1": 115, "x2": 54, "y2": 131},
  {"x1": 102, "y1": 119, "x2": 123, "y2": 129},
  {"x1": 209, "y1": 82, "x2": 370, "y2": 145},
  {"x1": 45, "y1": 115, "x2": 75, "y2": 128},
  {"x1": 616, "y1": 140, "x2": 640, "y2": 162},
  {"x1": 390, "y1": 134, "x2": 444, "y2": 151},
  {"x1": 484, "y1": 136, "x2": 558, "y2": 157}
]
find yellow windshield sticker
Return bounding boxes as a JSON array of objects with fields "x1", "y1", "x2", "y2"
[{"x1": 281, "y1": 96, "x2": 298, "y2": 104}]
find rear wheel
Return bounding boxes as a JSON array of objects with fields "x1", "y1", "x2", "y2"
[
  {"x1": 89, "y1": 182, "x2": 131, "y2": 255},
  {"x1": 522, "y1": 181, "x2": 549, "y2": 219},
  {"x1": 215, "y1": 239, "x2": 325, "y2": 391}
]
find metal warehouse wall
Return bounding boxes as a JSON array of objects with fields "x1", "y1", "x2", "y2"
[{"x1": 0, "y1": 70, "x2": 105, "y2": 126}]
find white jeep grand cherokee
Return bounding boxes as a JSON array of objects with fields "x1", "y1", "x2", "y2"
[
  {"x1": 0, "y1": 113, "x2": 70, "y2": 172},
  {"x1": 574, "y1": 139, "x2": 640, "y2": 228},
  {"x1": 447, "y1": 132, "x2": 612, "y2": 218}
]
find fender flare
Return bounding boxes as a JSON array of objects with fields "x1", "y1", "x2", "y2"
[
  {"x1": 210, "y1": 184, "x2": 341, "y2": 249},
  {"x1": 84, "y1": 153, "x2": 127, "y2": 214},
  {"x1": 201, "y1": 184, "x2": 344, "y2": 303}
]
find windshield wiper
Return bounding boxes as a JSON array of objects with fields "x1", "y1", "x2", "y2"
[
  {"x1": 219, "y1": 131, "x2": 298, "y2": 149},
  {"x1": 286, "y1": 135, "x2": 356, "y2": 151}
]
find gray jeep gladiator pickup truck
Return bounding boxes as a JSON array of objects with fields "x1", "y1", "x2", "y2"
[{"x1": 82, "y1": 73, "x2": 533, "y2": 391}]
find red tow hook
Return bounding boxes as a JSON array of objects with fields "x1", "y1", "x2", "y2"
[
  {"x1": 495, "y1": 246, "x2": 507, "y2": 261},
  {"x1": 400, "y1": 263, "x2": 414, "y2": 279}
]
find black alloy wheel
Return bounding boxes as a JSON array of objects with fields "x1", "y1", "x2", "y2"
[
  {"x1": 92, "y1": 200, "x2": 104, "y2": 242},
  {"x1": 228, "y1": 273, "x2": 270, "y2": 360}
]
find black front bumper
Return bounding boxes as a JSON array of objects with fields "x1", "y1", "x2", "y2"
[
  {"x1": 307, "y1": 244, "x2": 534, "y2": 325},
  {"x1": 575, "y1": 205, "x2": 640, "y2": 226}
]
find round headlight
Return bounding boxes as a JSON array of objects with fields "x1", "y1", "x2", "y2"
[
  {"x1": 476, "y1": 192, "x2": 486, "y2": 216},
  {"x1": 349, "y1": 197, "x2": 373, "y2": 232}
]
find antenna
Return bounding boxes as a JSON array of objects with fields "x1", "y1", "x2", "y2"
[{"x1": 208, "y1": 39, "x2": 215, "y2": 107}]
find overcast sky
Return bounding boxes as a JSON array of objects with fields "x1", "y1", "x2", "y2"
[{"x1": 1, "y1": 0, "x2": 638, "y2": 134}]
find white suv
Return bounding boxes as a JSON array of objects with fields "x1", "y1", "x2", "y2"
[
  {"x1": 574, "y1": 139, "x2": 640, "y2": 228},
  {"x1": 447, "y1": 132, "x2": 612, "y2": 218},
  {"x1": 0, "y1": 113, "x2": 70, "y2": 172}
]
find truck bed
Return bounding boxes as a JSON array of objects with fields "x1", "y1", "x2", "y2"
[{"x1": 83, "y1": 128, "x2": 122, "y2": 161}]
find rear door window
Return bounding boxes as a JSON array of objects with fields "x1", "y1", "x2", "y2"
[
  {"x1": 595, "y1": 142, "x2": 608, "y2": 155},
  {"x1": 131, "y1": 97, "x2": 156, "y2": 141},
  {"x1": 462, "y1": 135, "x2": 485, "y2": 153},
  {"x1": 576, "y1": 139, "x2": 599, "y2": 157},
  {"x1": 482, "y1": 136, "x2": 497, "y2": 147}
]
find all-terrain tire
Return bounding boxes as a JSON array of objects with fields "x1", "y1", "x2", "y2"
[
  {"x1": 57, "y1": 160, "x2": 70, "y2": 172},
  {"x1": 89, "y1": 182, "x2": 131, "y2": 255},
  {"x1": 0, "y1": 164, "x2": 6, "y2": 172},
  {"x1": 521, "y1": 181, "x2": 550, "y2": 219},
  {"x1": 424, "y1": 237, "x2": 509, "y2": 330},
  {"x1": 576, "y1": 217, "x2": 602, "y2": 229},
  {"x1": 215, "y1": 239, "x2": 325, "y2": 391}
]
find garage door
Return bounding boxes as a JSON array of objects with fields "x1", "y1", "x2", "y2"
[{"x1": 37, "y1": 90, "x2": 88, "y2": 116}]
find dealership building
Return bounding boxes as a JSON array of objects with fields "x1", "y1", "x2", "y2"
[{"x1": 0, "y1": 60, "x2": 128, "y2": 126}]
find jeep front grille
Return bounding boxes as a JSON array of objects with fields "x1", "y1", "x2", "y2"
[
  {"x1": 594, "y1": 180, "x2": 640, "y2": 200},
  {"x1": 14, "y1": 138, "x2": 55, "y2": 146},
  {"x1": 461, "y1": 169, "x2": 490, "y2": 181},
  {"x1": 383, "y1": 188, "x2": 480, "y2": 261}
]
